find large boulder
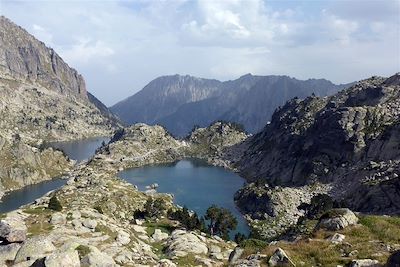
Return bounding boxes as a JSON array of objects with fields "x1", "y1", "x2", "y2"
[
  {"x1": 82, "y1": 218, "x2": 98, "y2": 230},
  {"x1": 116, "y1": 230, "x2": 131, "y2": 245},
  {"x1": 152, "y1": 229, "x2": 169, "y2": 242},
  {"x1": 228, "y1": 246, "x2": 244, "y2": 264},
  {"x1": 49, "y1": 213, "x2": 67, "y2": 225},
  {"x1": 14, "y1": 236, "x2": 56, "y2": 263},
  {"x1": 268, "y1": 248, "x2": 295, "y2": 267},
  {"x1": 0, "y1": 243, "x2": 21, "y2": 262},
  {"x1": 80, "y1": 247, "x2": 117, "y2": 267},
  {"x1": 165, "y1": 230, "x2": 208, "y2": 257},
  {"x1": 45, "y1": 250, "x2": 80, "y2": 267},
  {"x1": 317, "y1": 209, "x2": 358, "y2": 231},
  {"x1": 0, "y1": 214, "x2": 27, "y2": 243},
  {"x1": 348, "y1": 259, "x2": 380, "y2": 267}
]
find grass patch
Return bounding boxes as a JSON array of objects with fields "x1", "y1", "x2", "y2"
[
  {"x1": 240, "y1": 238, "x2": 268, "y2": 250},
  {"x1": 144, "y1": 220, "x2": 176, "y2": 236},
  {"x1": 23, "y1": 207, "x2": 50, "y2": 215},
  {"x1": 174, "y1": 254, "x2": 197, "y2": 266},
  {"x1": 94, "y1": 224, "x2": 117, "y2": 241},
  {"x1": 76, "y1": 245, "x2": 91, "y2": 259},
  {"x1": 357, "y1": 215, "x2": 400, "y2": 243},
  {"x1": 27, "y1": 222, "x2": 53, "y2": 236},
  {"x1": 241, "y1": 214, "x2": 400, "y2": 267}
]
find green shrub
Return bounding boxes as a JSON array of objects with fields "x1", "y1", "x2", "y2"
[
  {"x1": 205, "y1": 205, "x2": 237, "y2": 240},
  {"x1": 234, "y1": 232, "x2": 247, "y2": 244},
  {"x1": 133, "y1": 198, "x2": 167, "y2": 220},
  {"x1": 168, "y1": 206, "x2": 205, "y2": 231},
  {"x1": 48, "y1": 196, "x2": 62, "y2": 211},
  {"x1": 239, "y1": 238, "x2": 268, "y2": 250},
  {"x1": 76, "y1": 245, "x2": 91, "y2": 258},
  {"x1": 298, "y1": 194, "x2": 334, "y2": 219}
]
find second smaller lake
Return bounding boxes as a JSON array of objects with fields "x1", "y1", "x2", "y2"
[
  {"x1": 0, "y1": 178, "x2": 66, "y2": 213},
  {"x1": 119, "y1": 159, "x2": 249, "y2": 237},
  {"x1": 45, "y1": 136, "x2": 110, "y2": 162}
]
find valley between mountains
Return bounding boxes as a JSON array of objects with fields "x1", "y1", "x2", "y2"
[{"x1": 0, "y1": 15, "x2": 400, "y2": 267}]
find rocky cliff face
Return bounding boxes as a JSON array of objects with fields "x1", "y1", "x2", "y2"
[
  {"x1": 0, "y1": 16, "x2": 119, "y2": 142},
  {"x1": 229, "y1": 74, "x2": 400, "y2": 238},
  {"x1": 112, "y1": 74, "x2": 349, "y2": 136},
  {"x1": 0, "y1": 16, "x2": 87, "y2": 99},
  {"x1": 0, "y1": 17, "x2": 120, "y2": 194}
]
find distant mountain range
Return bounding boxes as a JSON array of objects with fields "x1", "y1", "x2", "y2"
[{"x1": 111, "y1": 74, "x2": 352, "y2": 136}]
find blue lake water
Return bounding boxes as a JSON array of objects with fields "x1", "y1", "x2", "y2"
[
  {"x1": 119, "y1": 159, "x2": 250, "y2": 237},
  {"x1": 45, "y1": 136, "x2": 110, "y2": 162},
  {"x1": 0, "y1": 137, "x2": 108, "y2": 213},
  {"x1": 0, "y1": 179, "x2": 66, "y2": 213}
]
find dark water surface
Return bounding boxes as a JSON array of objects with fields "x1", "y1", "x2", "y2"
[
  {"x1": 119, "y1": 159, "x2": 250, "y2": 237},
  {"x1": 0, "y1": 137, "x2": 109, "y2": 213},
  {"x1": 45, "y1": 136, "x2": 110, "y2": 162},
  {"x1": 0, "y1": 179, "x2": 66, "y2": 213}
]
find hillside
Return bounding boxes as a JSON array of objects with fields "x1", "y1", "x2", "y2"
[
  {"x1": 226, "y1": 73, "x2": 400, "y2": 240},
  {"x1": 111, "y1": 74, "x2": 349, "y2": 136},
  {"x1": 0, "y1": 16, "x2": 120, "y2": 195}
]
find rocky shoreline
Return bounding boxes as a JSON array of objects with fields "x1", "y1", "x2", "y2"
[
  {"x1": 1, "y1": 121, "x2": 398, "y2": 266},
  {"x1": 0, "y1": 122, "x2": 248, "y2": 266}
]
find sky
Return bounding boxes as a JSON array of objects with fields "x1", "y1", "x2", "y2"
[{"x1": 1, "y1": 0, "x2": 399, "y2": 106}]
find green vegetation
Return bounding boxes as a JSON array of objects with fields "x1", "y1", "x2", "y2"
[
  {"x1": 94, "y1": 223, "x2": 117, "y2": 241},
  {"x1": 167, "y1": 206, "x2": 205, "y2": 231},
  {"x1": 134, "y1": 197, "x2": 167, "y2": 220},
  {"x1": 144, "y1": 220, "x2": 176, "y2": 236},
  {"x1": 76, "y1": 245, "x2": 91, "y2": 258},
  {"x1": 205, "y1": 205, "x2": 237, "y2": 240},
  {"x1": 240, "y1": 214, "x2": 400, "y2": 266},
  {"x1": 23, "y1": 207, "x2": 50, "y2": 215},
  {"x1": 239, "y1": 238, "x2": 268, "y2": 250},
  {"x1": 234, "y1": 232, "x2": 247, "y2": 244},
  {"x1": 48, "y1": 195, "x2": 62, "y2": 211},
  {"x1": 27, "y1": 221, "x2": 53, "y2": 236},
  {"x1": 299, "y1": 194, "x2": 334, "y2": 219}
]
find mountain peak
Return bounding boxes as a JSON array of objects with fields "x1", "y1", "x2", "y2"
[{"x1": 0, "y1": 16, "x2": 87, "y2": 99}]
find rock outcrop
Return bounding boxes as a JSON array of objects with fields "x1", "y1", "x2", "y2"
[
  {"x1": 0, "y1": 16, "x2": 86, "y2": 99},
  {"x1": 0, "y1": 17, "x2": 119, "y2": 142},
  {"x1": 316, "y1": 208, "x2": 358, "y2": 231},
  {"x1": 224, "y1": 74, "x2": 400, "y2": 240},
  {"x1": 0, "y1": 135, "x2": 71, "y2": 197}
]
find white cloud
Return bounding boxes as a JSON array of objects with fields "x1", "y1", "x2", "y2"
[
  {"x1": 32, "y1": 24, "x2": 54, "y2": 47},
  {"x1": 181, "y1": 0, "x2": 279, "y2": 47},
  {"x1": 1, "y1": 0, "x2": 398, "y2": 106},
  {"x1": 59, "y1": 38, "x2": 115, "y2": 64},
  {"x1": 323, "y1": 11, "x2": 359, "y2": 45}
]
